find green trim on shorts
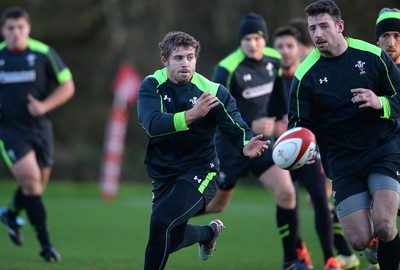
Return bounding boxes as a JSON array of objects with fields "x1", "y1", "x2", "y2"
[
  {"x1": 0, "y1": 140, "x2": 13, "y2": 168},
  {"x1": 198, "y1": 172, "x2": 217, "y2": 193}
]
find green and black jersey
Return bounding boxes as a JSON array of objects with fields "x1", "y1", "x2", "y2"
[
  {"x1": 212, "y1": 47, "x2": 287, "y2": 126},
  {"x1": 0, "y1": 38, "x2": 72, "y2": 132},
  {"x1": 288, "y1": 37, "x2": 400, "y2": 179},
  {"x1": 137, "y1": 68, "x2": 253, "y2": 182}
]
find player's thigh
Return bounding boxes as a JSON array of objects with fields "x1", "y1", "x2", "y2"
[
  {"x1": 11, "y1": 150, "x2": 42, "y2": 195},
  {"x1": 339, "y1": 208, "x2": 372, "y2": 250},
  {"x1": 259, "y1": 165, "x2": 295, "y2": 208},
  {"x1": 368, "y1": 173, "x2": 400, "y2": 239}
]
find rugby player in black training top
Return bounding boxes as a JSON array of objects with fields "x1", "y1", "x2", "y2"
[
  {"x1": 138, "y1": 31, "x2": 269, "y2": 270},
  {"x1": 288, "y1": 1, "x2": 400, "y2": 269}
]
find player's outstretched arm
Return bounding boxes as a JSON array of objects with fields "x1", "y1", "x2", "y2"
[{"x1": 242, "y1": 134, "x2": 270, "y2": 158}]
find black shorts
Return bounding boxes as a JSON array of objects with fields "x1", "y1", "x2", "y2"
[
  {"x1": 332, "y1": 154, "x2": 400, "y2": 218},
  {"x1": 0, "y1": 125, "x2": 54, "y2": 168},
  {"x1": 152, "y1": 169, "x2": 219, "y2": 209},
  {"x1": 216, "y1": 136, "x2": 275, "y2": 190}
]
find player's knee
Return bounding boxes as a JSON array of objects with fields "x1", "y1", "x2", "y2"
[
  {"x1": 348, "y1": 237, "x2": 369, "y2": 251},
  {"x1": 374, "y1": 219, "x2": 398, "y2": 241},
  {"x1": 21, "y1": 181, "x2": 43, "y2": 196},
  {"x1": 346, "y1": 233, "x2": 370, "y2": 251}
]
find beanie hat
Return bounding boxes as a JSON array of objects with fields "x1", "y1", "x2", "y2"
[
  {"x1": 375, "y1": 8, "x2": 400, "y2": 41},
  {"x1": 237, "y1": 12, "x2": 268, "y2": 42}
]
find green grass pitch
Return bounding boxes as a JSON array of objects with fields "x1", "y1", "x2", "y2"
[{"x1": 0, "y1": 180, "x2": 395, "y2": 269}]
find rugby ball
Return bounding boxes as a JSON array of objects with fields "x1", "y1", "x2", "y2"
[{"x1": 272, "y1": 127, "x2": 316, "y2": 170}]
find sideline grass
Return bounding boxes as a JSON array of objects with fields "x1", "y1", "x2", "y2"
[{"x1": 0, "y1": 180, "x2": 389, "y2": 269}]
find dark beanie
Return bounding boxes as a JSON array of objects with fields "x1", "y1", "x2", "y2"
[
  {"x1": 237, "y1": 12, "x2": 268, "y2": 42},
  {"x1": 375, "y1": 8, "x2": 400, "y2": 41}
]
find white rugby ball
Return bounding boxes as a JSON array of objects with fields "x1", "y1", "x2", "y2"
[{"x1": 272, "y1": 127, "x2": 316, "y2": 170}]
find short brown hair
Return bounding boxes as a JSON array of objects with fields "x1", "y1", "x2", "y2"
[
  {"x1": 158, "y1": 31, "x2": 201, "y2": 59},
  {"x1": 273, "y1": 26, "x2": 301, "y2": 43},
  {"x1": 304, "y1": 0, "x2": 341, "y2": 21},
  {"x1": 0, "y1": 6, "x2": 30, "y2": 27}
]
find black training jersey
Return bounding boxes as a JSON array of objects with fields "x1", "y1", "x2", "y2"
[
  {"x1": 212, "y1": 47, "x2": 287, "y2": 125},
  {"x1": 0, "y1": 38, "x2": 72, "y2": 132},
  {"x1": 288, "y1": 37, "x2": 400, "y2": 178},
  {"x1": 137, "y1": 68, "x2": 253, "y2": 181}
]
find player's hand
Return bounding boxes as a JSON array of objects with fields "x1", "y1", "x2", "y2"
[
  {"x1": 27, "y1": 94, "x2": 47, "y2": 116},
  {"x1": 242, "y1": 134, "x2": 270, "y2": 158},
  {"x1": 185, "y1": 92, "x2": 219, "y2": 125},
  {"x1": 351, "y1": 88, "x2": 382, "y2": 109},
  {"x1": 251, "y1": 117, "x2": 276, "y2": 136},
  {"x1": 305, "y1": 150, "x2": 317, "y2": 165}
]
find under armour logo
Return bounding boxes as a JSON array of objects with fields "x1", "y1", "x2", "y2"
[
  {"x1": 243, "y1": 74, "x2": 252, "y2": 82},
  {"x1": 194, "y1": 176, "x2": 202, "y2": 183},
  {"x1": 163, "y1": 95, "x2": 171, "y2": 102},
  {"x1": 210, "y1": 163, "x2": 214, "y2": 168},
  {"x1": 319, "y1": 77, "x2": 328, "y2": 84},
  {"x1": 396, "y1": 171, "x2": 400, "y2": 176}
]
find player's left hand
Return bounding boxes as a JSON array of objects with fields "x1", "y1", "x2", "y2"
[
  {"x1": 242, "y1": 134, "x2": 270, "y2": 159},
  {"x1": 351, "y1": 88, "x2": 382, "y2": 110},
  {"x1": 27, "y1": 94, "x2": 47, "y2": 116}
]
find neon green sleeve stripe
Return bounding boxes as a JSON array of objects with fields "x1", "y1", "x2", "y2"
[
  {"x1": 28, "y1": 38, "x2": 49, "y2": 53},
  {"x1": 294, "y1": 48, "x2": 320, "y2": 80},
  {"x1": 0, "y1": 140, "x2": 13, "y2": 168},
  {"x1": 173, "y1": 111, "x2": 189, "y2": 131},
  {"x1": 148, "y1": 68, "x2": 168, "y2": 88},
  {"x1": 198, "y1": 172, "x2": 217, "y2": 193},
  {"x1": 380, "y1": 96, "x2": 390, "y2": 119},
  {"x1": 191, "y1": 73, "x2": 219, "y2": 96},
  {"x1": 347, "y1": 37, "x2": 381, "y2": 56},
  {"x1": 263, "y1": 47, "x2": 282, "y2": 60},
  {"x1": 218, "y1": 48, "x2": 245, "y2": 73},
  {"x1": 57, "y1": 68, "x2": 72, "y2": 83}
]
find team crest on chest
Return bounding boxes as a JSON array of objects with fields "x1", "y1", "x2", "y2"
[
  {"x1": 189, "y1": 96, "x2": 198, "y2": 106},
  {"x1": 265, "y1": 62, "x2": 274, "y2": 76},
  {"x1": 26, "y1": 53, "x2": 37, "y2": 67},
  {"x1": 355, "y1": 60, "x2": 366, "y2": 75}
]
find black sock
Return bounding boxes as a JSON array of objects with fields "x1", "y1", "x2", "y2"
[
  {"x1": 7, "y1": 187, "x2": 25, "y2": 217},
  {"x1": 24, "y1": 195, "x2": 51, "y2": 249},
  {"x1": 277, "y1": 205, "x2": 298, "y2": 263},
  {"x1": 377, "y1": 234, "x2": 400, "y2": 270},
  {"x1": 331, "y1": 209, "x2": 352, "y2": 256}
]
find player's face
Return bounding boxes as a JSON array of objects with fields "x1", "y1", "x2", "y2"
[
  {"x1": 307, "y1": 13, "x2": 344, "y2": 57},
  {"x1": 162, "y1": 46, "x2": 197, "y2": 85},
  {"x1": 240, "y1": 33, "x2": 266, "y2": 61},
  {"x1": 377, "y1": 31, "x2": 400, "y2": 65},
  {"x1": 1, "y1": 17, "x2": 31, "y2": 50},
  {"x1": 274, "y1": 35, "x2": 301, "y2": 70}
]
